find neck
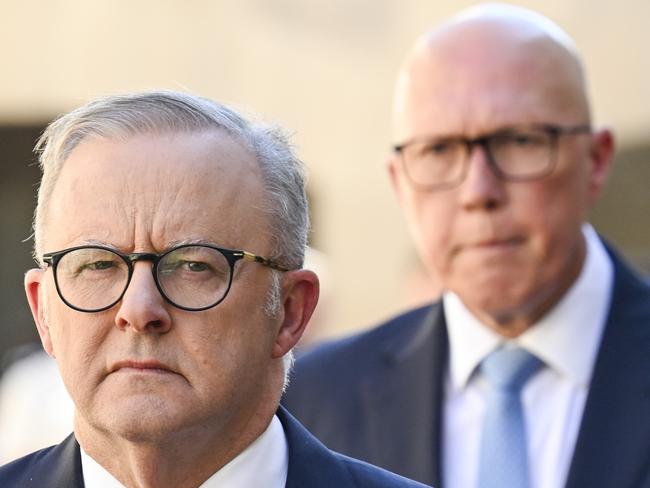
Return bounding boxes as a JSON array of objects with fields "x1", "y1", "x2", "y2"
[{"x1": 75, "y1": 404, "x2": 277, "y2": 488}]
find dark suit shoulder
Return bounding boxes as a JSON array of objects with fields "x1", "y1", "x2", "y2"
[
  {"x1": 282, "y1": 302, "x2": 444, "y2": 486},
  {"x1": 0, "y1": 435, "x2": 83, "y2": 487},
  {"x1": 292, "y1": 303, "x2": 437, "y2": 374},
  {"x1": 334, "y1": 453, "x2": 430, "y2": 487},
  {"x1": 279, "y1": 406, "x2": 431, "y2": 487},
  {"x1": 564, "y1": 246, "x2": 650, "y2": 488},
  {"x1": 0, "y1": 445, "x2": 58, "y2": 485},
  {"x1": 1, "y1": 445, "x2": 47, "y2": 467},
  {"x1": 284, "y1": 304, "x2": 433, "y2": 418}
]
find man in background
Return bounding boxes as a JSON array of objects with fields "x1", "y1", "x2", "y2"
[
  {"x1": 284, "y1": 4, "x2": 650, "y2": 488},
  {"x1": 0, "y1": 91, "x2": 428, "y2": 488}
]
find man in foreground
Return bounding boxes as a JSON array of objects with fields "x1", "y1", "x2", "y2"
[
  {"x1": 0, "y1": 91, "x2": 428, "y2": 488},
  {"x1": 284, "y1": 4, "x2": 650, "y2": 488}
]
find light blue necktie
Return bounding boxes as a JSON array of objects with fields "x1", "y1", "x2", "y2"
[{"x1": 477, "y1": 347, "x2": 543, "y2": 488}]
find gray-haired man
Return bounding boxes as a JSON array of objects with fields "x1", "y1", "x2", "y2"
[{"x1": 0, "y1": 91, "x2": 429, "y2": 488}]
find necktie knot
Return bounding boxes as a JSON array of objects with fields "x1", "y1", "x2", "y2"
[{"x1": 481, "y1": 347, "x2": 542, "y2": 391}]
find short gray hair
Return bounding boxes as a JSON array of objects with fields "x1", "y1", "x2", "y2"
[{"x1": 33, "y1": 90, "x2": 310, "y2": 271}]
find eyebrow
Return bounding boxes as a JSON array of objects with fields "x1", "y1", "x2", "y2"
[
  {"x1": 80, "y1": 239, "x2": 115, "y2": 247},
  {"x1": 166, "y1": 238, "x2": 226, "y2": 249},
  {"x1": 77, "y1": 238, "x2": 237, "y2": 253}
]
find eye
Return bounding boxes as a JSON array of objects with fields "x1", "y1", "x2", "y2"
[
  {"x1": 502, "y1": 131, "x2": 546, "y2": 147},
  {"x1": 69, "y1": 258, "x2": 120, "y2": 279},
  {"x1": 86, "y1": 260, "x2": 115, "y2": 271},
  {"x1": 423, "y1": 140, "x2": 454, "y2": 155},
  {"x1": 185, "y1": 261, "x2": 210, "y2": 272},
  {"x1": 159, "y1": 259, "x2": 214, "y2": 275},
  {"x1": 512, "y1": 134, "x2": 534, "y2": 145},
  {"x1": 159, "y1": 246, "x2": 231, "y2": 281}
]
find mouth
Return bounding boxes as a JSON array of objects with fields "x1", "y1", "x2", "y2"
[
  {"x1": 472, "y1": 236, "x2": 524, "y2": 248},
  {"x1": 109, "y1": 360, "x2": 177, "y2": 375},
  {"x1": 455, "y1": 236, "x2": 525, "y2": 257}
]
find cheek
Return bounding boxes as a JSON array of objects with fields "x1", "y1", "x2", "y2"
[
  {"x1": 183, "y1": 304, "x2": 274, "y2": 382},
  {"x1": 47, "y1": 305, "x2": 109, "y2": 387},
  {"x1": 406, "y1": 195, "x2": 456, "y2": 269},
  {"x1": 183, "y1": 326, "x2": 273, "y2": 412},
  {"x1": 524, "y1": 169, "x2": 588, "y2": 242}
]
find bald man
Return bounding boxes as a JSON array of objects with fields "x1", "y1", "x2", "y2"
[{"x1": 284, "y1": 4, "x2": 650, "y2": 488}]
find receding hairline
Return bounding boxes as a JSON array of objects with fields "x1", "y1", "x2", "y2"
[
  {"x1": 32, "y1": 91, "x2": 310, "y2": 270},
  {"x1": 35, "y1": 92, "x2": 256, "y2": 170}
]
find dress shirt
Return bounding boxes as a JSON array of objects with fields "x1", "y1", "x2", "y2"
[
  {"x1": 442, "y1": 224, "x2": 613, "y2": 488},
  {"x1": 81, "y1": 414, "x2": 288, "y2": 488}
]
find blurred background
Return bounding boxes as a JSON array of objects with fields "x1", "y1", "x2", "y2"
[{"x1": 0, "y1": 0, "x2": 648, "y2": 460}]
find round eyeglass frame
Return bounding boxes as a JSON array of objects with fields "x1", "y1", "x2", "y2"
[{"x1": 42, "y1": 244, "x2": 289, "y2": 313}]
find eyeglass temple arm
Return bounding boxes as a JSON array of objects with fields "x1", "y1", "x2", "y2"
[
  {"x1": 561, "y1": 124, "x2": 592, "y2": 135},
  {"x1": 240, "y1": 251, "x2": 290, "y2": 272}
]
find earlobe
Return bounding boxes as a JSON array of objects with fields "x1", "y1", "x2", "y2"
[
  {"x1": 272, "y1": 270, "x2": 320, "y2": 359},
  {"x1": 587, "y1": 128, "x2": 615, "y2": 205},
  {"x1": 24, "y1": 268, "x2": 55, "y2": 357}
]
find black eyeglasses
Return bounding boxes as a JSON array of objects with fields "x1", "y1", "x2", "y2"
[
  {"x1": 393, "y1": 123, "x2": 592, "y2": 192},
  {"x1": 42, "y1": 244, "x2": 288, "y2": 313}
]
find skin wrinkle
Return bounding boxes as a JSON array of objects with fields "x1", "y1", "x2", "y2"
[{"x1": 389, "y1": 6, "x2": 613, "y2": 337}]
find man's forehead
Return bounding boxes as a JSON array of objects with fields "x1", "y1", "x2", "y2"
[
  {"x1": 44, "y1": 130, "x2": 269, "y2": 252},
  {"x1": 58, "y1": 130, "x2": 259, "y2": 184},
  {"x1": 393, "y1": 8, "x2": 588, "y2": 140},
  {"x1": 415, "y1": 24, "x2": 578, "y2": 76}
]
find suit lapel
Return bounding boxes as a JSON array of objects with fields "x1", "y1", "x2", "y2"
[
  {"x1": 53, "y1": 435, "x2": 85, "y2": 487},
  {"x1": 359, "y1": 304, "x2": 448, "y2": 487},
  {"x1": 29, "y1": 434, "x2": 85, "y2": 487},
  {"x1": 565, "y1": 255, "x2": 650, "y2": 488},
  {"x1": 280, "y1": 406, "x2": 353, "y2": 488}
]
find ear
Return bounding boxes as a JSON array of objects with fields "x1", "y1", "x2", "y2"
[
  {"x1": 387, "y1": 154, "x2": 405, "y2": 205},
  {"x1": 586, "y1": 128, "x2": 615, "y2": 206},
  {"x1": 271, "y1": 269, "x2": 319, "y2": 359},
  {"x1": 25, "y1": 268, "x2": 55, "y2": 358}
]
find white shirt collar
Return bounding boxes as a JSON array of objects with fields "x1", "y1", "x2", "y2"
[
  {"x1": 444, "y1": 224, "x2": 614, "y2": 391},
  {"x1": 80, "y1": 414, "x2": 288, "y2": 488}
]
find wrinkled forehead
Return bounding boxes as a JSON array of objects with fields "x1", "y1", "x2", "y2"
[
  {"x1": 393, "y1": 13, "x2": 590, "y2": 139},
  {"x1": 44, "y1": 130, "x2": 270, "y2": 251}
]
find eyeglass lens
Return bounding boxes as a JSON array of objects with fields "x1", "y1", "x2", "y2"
[
  {"x1": 54, "y1": 246, "x2": 233, "y2": 311},
  {"x1": 402, "y1": 127, "x2": 555, "y2": 188}
]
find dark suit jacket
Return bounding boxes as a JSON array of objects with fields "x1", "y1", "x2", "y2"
[
  {"x1": 0, "y1": 406, "x2": 430, "y2": 487},
  {"x1": 283, "y1": 249, "x2": 650, "y2": 487}
]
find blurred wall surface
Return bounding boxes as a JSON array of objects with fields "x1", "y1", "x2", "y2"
[{"x1": 0, "y1": 0, "x2": 648, "y2": 361}]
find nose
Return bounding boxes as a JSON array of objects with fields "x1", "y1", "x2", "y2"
[
  {"x1": 115, "y1": 262, "x2": 172, "y2": 334},
  {"x1": 458, "y1": 143, "x2": 507, "y2": 211}
]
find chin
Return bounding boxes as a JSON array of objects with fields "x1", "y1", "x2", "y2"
[
  {"x1": 461, "y1": 280, "x2": 532, "y2": 316},
  {"x1": 95, "y1": 395, "x2": 194, "y2": 441},
  {"x1": 456, "y1": 265, "x2": 523, "y2": 295},
  {"x1": 475, "y1": 284, "x2": 554, "y2": 329},
  {"x1": 109, "y1": 421, "x2": 172, "y2": 443}
]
